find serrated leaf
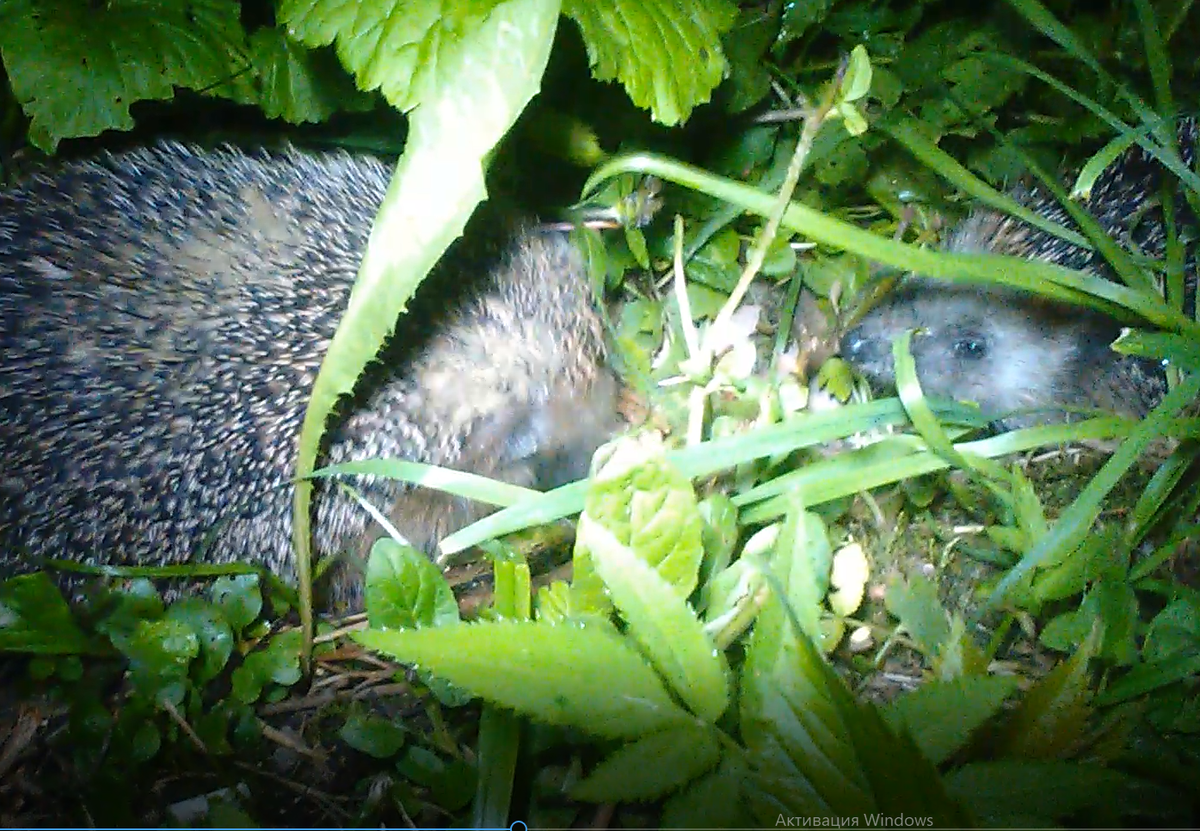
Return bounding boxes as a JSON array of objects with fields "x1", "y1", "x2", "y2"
[
  {"x1": 248, "y1": 28, "x2": 375, "y2": 123},
  {"x1": 582, "y1": 516, "x2": 730, "y2": 723},
  {"x1": 987, "y1": 376, "x2": 1200, "y2": 612},
  {"x1": 1097, "y1": 650, "x2": 1200, "y2": 705},
  {"x1": 934, "y1": 616, "x2": 991, "y2": 679},
  {"x1": 718, "y1": 7, "x2": 775, "y2": 114},
  {"x1": 355, "y1": 620, "x2": 691, "y2": 739},
  {"x1": 1144, "y1": 597, "x2": 1200, "y2": 663},
  {"x1": 1039, "y1": 608, "x2": 1094, "y2": 652},
  {"x1": 742, "y1": 575, "x2": 971, "y2": 822},
  {"x1": 995, "y1": 628, "x2": 1096, "y2": 759},
  {"x1": 780, "y1": 0, "x2": 835, "y2": 38},
  {"x1": 1029, "y1": 530, "x2": 1102, "y2": 604},
  {"x1": 365, "y1": 539, "x2": 460, "y2": 631},
  {"x1": 578, "y1": 431, "x2": 706, "y2": 598},
  {"x1": 570, "y1": 723, "x2": 721, "y2": 802},
  {"x1": 945, "y1": 760, "x2": 1128, "y2": 824},
  {"x1": 1087, "y1": 580, "x2": 1139, "y2": 666},
  {"x1": 884, "y1": 676, "x2": 1019, "y2": 765},
  {"x1": 815, "y1": 356, "x2": 859, "y2": 404},
  {"x1": 282, "y1": 0, "x2": 526, "y2": 113},
  {"x1": 741, "y1": 738, "x2": 830, "y2": 821},
  {"x1": 536, "y1": 575, "x2": 617, "y2": 625},
  {"x1": 772, "y1": 495, "x2": 834, "y2": 646},
  {"x1": 1115, "y1": 328, "x2": 1200, "y2": 368},
  {"x1": 563, "y1": 0, "x2": 737, "y2": 126},
  {"x1": 661, "y1": 756, "x2": 752, "y2": 828},
  {"x1": 534, "y1": 580, "x2": 574, "y2": 622},
  {"x1": 0, "y1": 0, "x2": 252, "y2": 151},
  {"x1": 741, "y1": 574, "x2": 873, "y2": 813},
  {"x1": 884, "y1": 574, "x2": 952, "y2": 660},
  {"x1": 1010, "y1": 465, "x2": 1050, "y2": 538},
  {"x1": 741, "y1": 645, "x2": 872, "y2": 814}
]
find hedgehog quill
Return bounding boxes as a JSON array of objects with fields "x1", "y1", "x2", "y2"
[
  {"x1": 0, "y1": 142, "x2": 621, "y2": 609},
  {"x1": 841, "y1": 120, "x2": 1197, "y2": 427}
]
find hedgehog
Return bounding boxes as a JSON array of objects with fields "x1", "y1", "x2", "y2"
[
  {"x1": 0, "y1": 141, "x2": 622, "y2": 610},
  {"x1": 839, "y1": 119, "x2": 1197, "y2": 427}
]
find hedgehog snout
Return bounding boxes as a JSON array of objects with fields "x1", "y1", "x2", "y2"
[{"x1": 839, "y1": 324, "x2": 894, "y2": 378}]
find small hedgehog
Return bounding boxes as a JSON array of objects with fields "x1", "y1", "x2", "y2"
[
  {"x1": 0, "y1": 142, "x2": 621, "y2": 609},
  {"x1": 840, "y1": 119, "x2": 1196, "y2": 427}
]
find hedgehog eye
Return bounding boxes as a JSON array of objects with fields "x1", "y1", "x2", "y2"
[{"x1": 952, "y1": 334, "x2": 988, "y2": 360}]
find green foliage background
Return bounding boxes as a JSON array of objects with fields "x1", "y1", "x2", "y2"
[{"x1": 1, "y1": 0, "x2": 1199, "y2": 827}]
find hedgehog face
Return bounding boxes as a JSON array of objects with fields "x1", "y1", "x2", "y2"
[
  {"x1": 839, "y1": 280, "x2": 1079, "y2": 424},
  {"x1": 467, "y1": 372, "x2": 623, "y2": 491}
]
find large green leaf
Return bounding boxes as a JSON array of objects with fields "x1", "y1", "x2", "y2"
[
  {"x1": 884, "y1": 677, "x2": 1019, "y2": 765},
  {"x1": 355, "y1": 620, "x2": 692, "y2": 739},
  {"x1": 570, "y1": 723, "x2": 721, "y2": 802},
  {"x1": 286, "y1": 0, "x2": 562, "y2": 652},
  {"x1": 247, "y1": 27, "x2": 375, "y2": 123},
  {"x1": 581, "y1": 516, "x2": 730, "y2": 723},
  {"x1": 563, "y1": 0, "x2": 737, "y2": 125},
  {"x1": 741, "y1": 566, "x2": 973, "y2": 823},
  {"x1": 0, "y1": 0, "x2": 251, "y2": 150},
  {"x1": 364, "y1": 539, "x2": 460, "y2": 632},
  {"x1": 284, "y1": 0, "x2": 505, "y2": 112},
  {"x1": 576, "y1": 432, "x2": 706, "y2": 599}
]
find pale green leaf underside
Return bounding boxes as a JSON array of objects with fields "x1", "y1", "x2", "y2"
[
  {"x1": 282, "y1": 0, "x2": 512, "y2": 112},
  {"x1": 563, "y1": 0, "x2": 737, "y2": 125}
]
